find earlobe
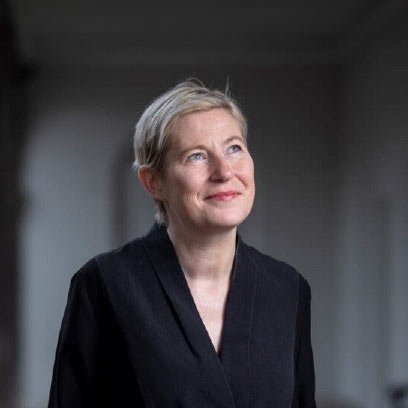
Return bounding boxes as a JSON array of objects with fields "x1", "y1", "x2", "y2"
[{"x1": 138, "y1": 166, "x2": 165, "y2": 201}]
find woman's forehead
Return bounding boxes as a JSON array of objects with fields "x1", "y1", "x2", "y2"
[{"x1": 170, "y1": 109, "x2": 243, "y2": 147}]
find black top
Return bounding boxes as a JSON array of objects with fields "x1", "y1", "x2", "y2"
[{"x1": 48, "y1": 224, "x2": 316, "y2": 407}]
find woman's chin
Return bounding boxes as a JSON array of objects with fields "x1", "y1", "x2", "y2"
[{"x1": 200, "y1": 211, "x2": 250, "y2": 231}]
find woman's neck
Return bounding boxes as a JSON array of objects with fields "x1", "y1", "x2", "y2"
[{"x1": 166, "y1": 224, "x2": 237, "y2": 283}]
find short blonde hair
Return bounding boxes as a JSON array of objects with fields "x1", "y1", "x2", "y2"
[{"x1": 133, "y1": 78, "x2": 247, "y2": 225}]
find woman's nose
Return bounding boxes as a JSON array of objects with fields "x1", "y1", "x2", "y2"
[{"x1": 209, "y1": 155, "x2": 233, "y2": 182}]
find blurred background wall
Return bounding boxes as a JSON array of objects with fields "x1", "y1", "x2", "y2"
[{"x1": 1, "y1": 0, "x2": 407, "y2": 407}]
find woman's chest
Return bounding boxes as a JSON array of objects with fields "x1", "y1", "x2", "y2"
[
  {"x1": 188, "y1": 287, "x2": 228, "y2": 355},
  {"x1": 97, "y1": 239, "x2": 299, "y2": 407},
  {"x1": 102, "y1": 269, "x2": 297, "y2": 408}
]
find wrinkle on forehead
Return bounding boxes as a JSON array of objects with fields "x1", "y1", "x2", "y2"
[{"x1": 169, "y1": 108, "x2": 243, "y2": 151}]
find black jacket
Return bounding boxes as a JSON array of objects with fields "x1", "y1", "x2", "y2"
[{"x1": 48, "y1": 224, "x2": 316, "y2": 407}]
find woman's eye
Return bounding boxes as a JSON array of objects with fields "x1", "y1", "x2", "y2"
[
  {"x1": 228, "y1": 144, "x2": 243, "y2": 154},
  {"x1": 188, "y1": 152, "x2": 206, "y2": 162}
]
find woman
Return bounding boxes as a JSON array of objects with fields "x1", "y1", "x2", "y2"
[{"x1": 48, "y1": 79, "x2": 316, "y2": 407}]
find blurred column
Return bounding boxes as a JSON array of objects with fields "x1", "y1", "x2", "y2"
[
  {"x1": 0, "y1": 1, "x2": 31, "y2": 407},
  {"x1": 387, "y1": 148, "x2": 408, "y2": 386}
]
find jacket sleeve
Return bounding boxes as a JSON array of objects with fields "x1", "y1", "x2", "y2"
[
  {"x1": 48, "y1": 259, "x2": 146, "y2": 407},
  {"x1": 48, "y1": 268, "x2": 102, "y2": 408},
  {"x1": 293, "y1": 275, "x2": 316, "y2": 408}
]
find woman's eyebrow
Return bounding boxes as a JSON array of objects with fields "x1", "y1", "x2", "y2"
[
  {"x1": 223, "y1": 135, "x2": 245, "y2": 145},
  {"x1": 177, "y1": 144, "x2": 207, "y2": 158},
  {"x1": 176, "y1": 135, "x2": 245, "y2": 158}
]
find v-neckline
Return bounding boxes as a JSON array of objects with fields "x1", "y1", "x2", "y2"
[
  {"x1": 142, "y1": 224, "x2": 239, "y2": 362},
  {"x1": 176, "y1": 241, "x2": 238, "y2": 361},
  {"x1": 141, "y1": 224, "x2": 258, "y2": 407}
]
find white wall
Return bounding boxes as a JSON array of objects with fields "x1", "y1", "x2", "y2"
[{"x1": 19, "y1": 64, "x2": 342, "y2": 407}]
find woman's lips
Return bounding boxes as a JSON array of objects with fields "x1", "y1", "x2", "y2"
[{"x1": 206, "y1": 191, "x2": 239, "y2": 201}]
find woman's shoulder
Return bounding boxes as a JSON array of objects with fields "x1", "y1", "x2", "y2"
[
  {"x1": 71, "y1": 223, "x2": 169, "y2": 290},
  {"x1": 239, "y1": 238, "x2": 311, "y2": 299},
  {"x1": 71, "y1": 235, "x2": 144, "y2": 285}
]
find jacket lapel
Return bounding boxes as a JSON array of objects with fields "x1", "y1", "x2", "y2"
[{"x1": 218, "y1": 235, "x2": 257, "y2": 407}]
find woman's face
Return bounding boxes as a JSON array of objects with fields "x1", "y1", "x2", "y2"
[{"x1": 159, "y1": 108, "x2": 255, "y2": 233}]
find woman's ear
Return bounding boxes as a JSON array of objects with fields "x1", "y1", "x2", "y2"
[{"x1": 138, "y1": 165, "x2": 165, "y2": 201}]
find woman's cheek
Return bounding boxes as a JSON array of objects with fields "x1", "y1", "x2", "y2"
[{"x1": 237, "y1": 157, "x2": 254, "y2": 177}]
